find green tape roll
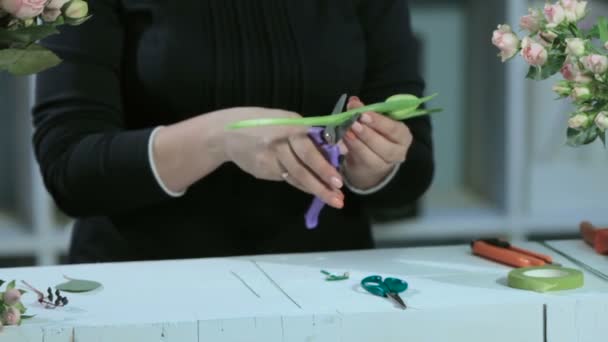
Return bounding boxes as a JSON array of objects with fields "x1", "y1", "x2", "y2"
[{"x1": 508, "y1": 266, "x2": 584, "y2": 292}]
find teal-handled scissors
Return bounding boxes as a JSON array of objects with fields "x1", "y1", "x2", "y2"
[{"x1": 361, "y1": 275, "x2": 408, "y2": 309}]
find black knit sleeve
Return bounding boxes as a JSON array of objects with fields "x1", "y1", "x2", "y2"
[
  {"x1": 31, "y1": 0, "x2": 172, "y2": 217},
  {"x1": 352, "y1": 0, "x2": 435, "y2": 210}
]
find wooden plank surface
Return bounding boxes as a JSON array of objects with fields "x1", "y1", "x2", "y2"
[{"x1": 0, "y1": 240, "x2": 606, "y2": 341}]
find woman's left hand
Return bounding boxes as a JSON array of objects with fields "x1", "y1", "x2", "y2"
[{"x1": 340, "y1": 96, "x2": 413, "y2": 190}]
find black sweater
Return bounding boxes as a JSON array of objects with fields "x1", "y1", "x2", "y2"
[{"x1": 32, "y1": 0, "x2": 434, "y2": 263}]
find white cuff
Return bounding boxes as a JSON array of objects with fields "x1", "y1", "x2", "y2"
[
  {"x1": 343, "y1": 162, "x2": 401, "y2": 195},
  {"x1": 148, "y1": 126, "x2": 186, "y2": 197}
]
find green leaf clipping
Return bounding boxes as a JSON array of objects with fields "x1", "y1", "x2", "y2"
[
  {"x1": 56, "y1": 276, "x2": 102, "y2": 293},
  {"x1": 6, "y1": 280, "x2": 16, "y2": 290},
  {"x1": 320, "y1": 270, "x2": 349, "y2": 281},
  {"x1": 0, "y1": 279, "x2": 4, "y2": 287},
  {"x1": 21, "y1": 315, "x2": 36, "y2": 320}
]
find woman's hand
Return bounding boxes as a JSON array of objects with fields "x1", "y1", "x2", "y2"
[
  {"x1": 341, "y1": 96, "x2": 413, "y2": 190},
  {"x1": 216, "y1": 107, "x2": 345, "y2": 208}
]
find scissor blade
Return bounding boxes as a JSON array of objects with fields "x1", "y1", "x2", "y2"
[
  {"x1": 388, "y1": 293, "x2": 407, "y2": 309},
  {"x1": 332, "y1": 93, "x2": 348, "y2": 114},
  {"x1": 325, "y1": 93, "x2": 348, "y2": 144},
  {"x1": 334, "y1": 113, "x2": 361, "y2": 142}
]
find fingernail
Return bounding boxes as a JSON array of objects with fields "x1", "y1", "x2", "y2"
[
  {"x1": 361, "y1": 113, "x2": 372, "y2": 124},
  {"x1": 351, "y1": 96, "x2": 360, "y2": 102},
  {"x1": 352, "y1": 122, "x2": 363, "y2": 133},
  {"x1": 331, "y1": 176, "x2": 343, "y2": 188},
  {"x1": 345, "y1": 130, "x2": 356, "y2": 140},
  {"x1": 333, "y1": 197, "x2": 344, "y2": 208}
]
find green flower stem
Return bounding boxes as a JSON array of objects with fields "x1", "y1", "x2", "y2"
[{"x1": 226, "y1": 93, "x2": 440, "y2": 129}]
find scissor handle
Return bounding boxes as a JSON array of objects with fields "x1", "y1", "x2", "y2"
[
  {"x1": 361, "y1": 275, "x2": 389, "y2": 297},
  {"x1": 383, "y1": 277, "x2": 408, "y2": 293},
  {"x1": 304, "y1": 127, "x2": 342, "y2": 229}
]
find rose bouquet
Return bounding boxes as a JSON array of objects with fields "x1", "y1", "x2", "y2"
[
  {"x1": 0, "y1": 0, "x2": 89, "y2": 75},
  {"x1": 492, "y1": 0, "x2": 608, "y2": 147}
]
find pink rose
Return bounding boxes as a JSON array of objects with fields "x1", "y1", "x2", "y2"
[
  {"x1": 46, "y1": 0, "x2": 70, "y2": 10},
  {"x1": 544, "y1": 3, "x2": 566, "y2": 28},
  {"x1": 520, "y1": 9, "x2": 542, "y2": 33},
  {"x1": 492, "y1": 25, "x2": 520, "y2": 62},
  {"x1": 3, "y1": 288, "x2": 21, "y2": 306},
  {"x1": 581, "y1": 54, "x2": 608, "y2": 75},
  {"x1": 2, "y1": 307, "x2": 21, "y2": 326},
  {"x1": 0, "y1": 0, "x2": 46, "y2": 19},
  {"x1": 521, "y1": 37, "x2": 548, "y2": 66},
  {"x1": 561, "y1": 62, "x2": 592, "y2": 83}
]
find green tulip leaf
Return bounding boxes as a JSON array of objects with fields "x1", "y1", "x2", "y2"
[
  {"x1": 227, "y1": 93, "x2": 440, "y2": 129},
  {"x1": 56, "y1": 276, "x2": 102, "y2": 293}
]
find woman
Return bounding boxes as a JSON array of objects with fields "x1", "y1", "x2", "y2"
[{"x1": 32, "y1": 0, "x2": 434, "y2": 263}]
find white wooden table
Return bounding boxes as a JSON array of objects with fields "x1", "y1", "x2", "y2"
[{"x1": 1, "y1": 240, "x2": 607, "y2": 342}]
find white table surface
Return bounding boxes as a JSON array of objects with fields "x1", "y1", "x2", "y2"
[{"x1": 1, "y1": 240, "x2": 607, "y2": 342}]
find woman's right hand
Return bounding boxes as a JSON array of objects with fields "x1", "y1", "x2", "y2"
[{"x1": 213, "y1": 107, "x2": 345, "y2": 209}]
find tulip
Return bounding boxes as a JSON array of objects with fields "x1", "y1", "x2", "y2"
[
  {"x1": 521, "y1": 37, "x2": 548, "y2": 66},
  {"x1": 0, "y1": 0, "x2": 46, "y2": 19},
  {"x1": 545, "y1": 3, "x2": 566, "y2": 28},
  {"x1": 520, "y1": 8, "x2": 542, "y2": 33},
  {"x1": 595, "y1": 112, "x2": 608, "y2": 130},
  {"x1": 572, "y1": 86, "x2": 591, "y2": 102},
  {"x1": 492, "y1": 25, "x2": 520, "y2": 62},
  {"x1": 3, "y1": 288, "x2": 21, "y2": 306},
  {"x1": 64, "y1": 0, "x2": 88, "y2": 19},
  {"x1": 581, "y1": 54, "x2": 608, "y2": 75},
  {"x1": 565, "y1": 38, "x2": 586, "y2": 56},
  {"x1": 2, "y1": 307, "x2": 20, "y2": 326}
]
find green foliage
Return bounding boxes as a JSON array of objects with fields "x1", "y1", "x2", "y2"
[
  {"x1": 567, "y1": 127, "x2": 599, "y2": 146},
  {"x1": 526, "y1": 53, "x2": 566, "y2": 81},
  {"x1": 0, "y1": 44, "x2": 62, "y2": 75}
]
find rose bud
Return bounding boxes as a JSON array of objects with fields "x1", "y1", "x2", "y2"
[
  {"x1": 552, "y1": 81, "x2": 572, "y2": 97},
  {"x1": 3, "y1": 288, "x2": 21, "y2": 306},
  {"x1": 545, "y1": 3, "x2": 566, "y2": 28},
  {"x1": 568, "y1": 114, "x2": 589, "y2": 129},
  {"x1": 572, "y1": 86, "x2": 591, "y2": 102},
  {"x1": 565, "y1": 38, "x2": 586, "y2": 56},
  {"x1": 2, "y1": 307, "x2": 21, "y2": 326},
  {"x1": 520, "y1": 8, "x2": 542, "y2": 33},
  {"x1": 64, "y1": 0, "x2": 88, "y2": 19},
  {"x1": 595, "y1": 112, "x2": 608, "y2": 130},
  {"x1": 492, "y1": 25, "x2": 520, "y2": 62}
]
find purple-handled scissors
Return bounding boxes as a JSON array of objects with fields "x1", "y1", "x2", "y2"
[{"x1": 305, "y1": 93, "x2": 360, "y2": 229}]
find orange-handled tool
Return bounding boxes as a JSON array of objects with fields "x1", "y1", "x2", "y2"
[
  {"x1": 471, "y1": 239, "x2": 554, "y2": 268},
  {"x1": 580, "y1": 221, "x2": 608, "y2": 255}
]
